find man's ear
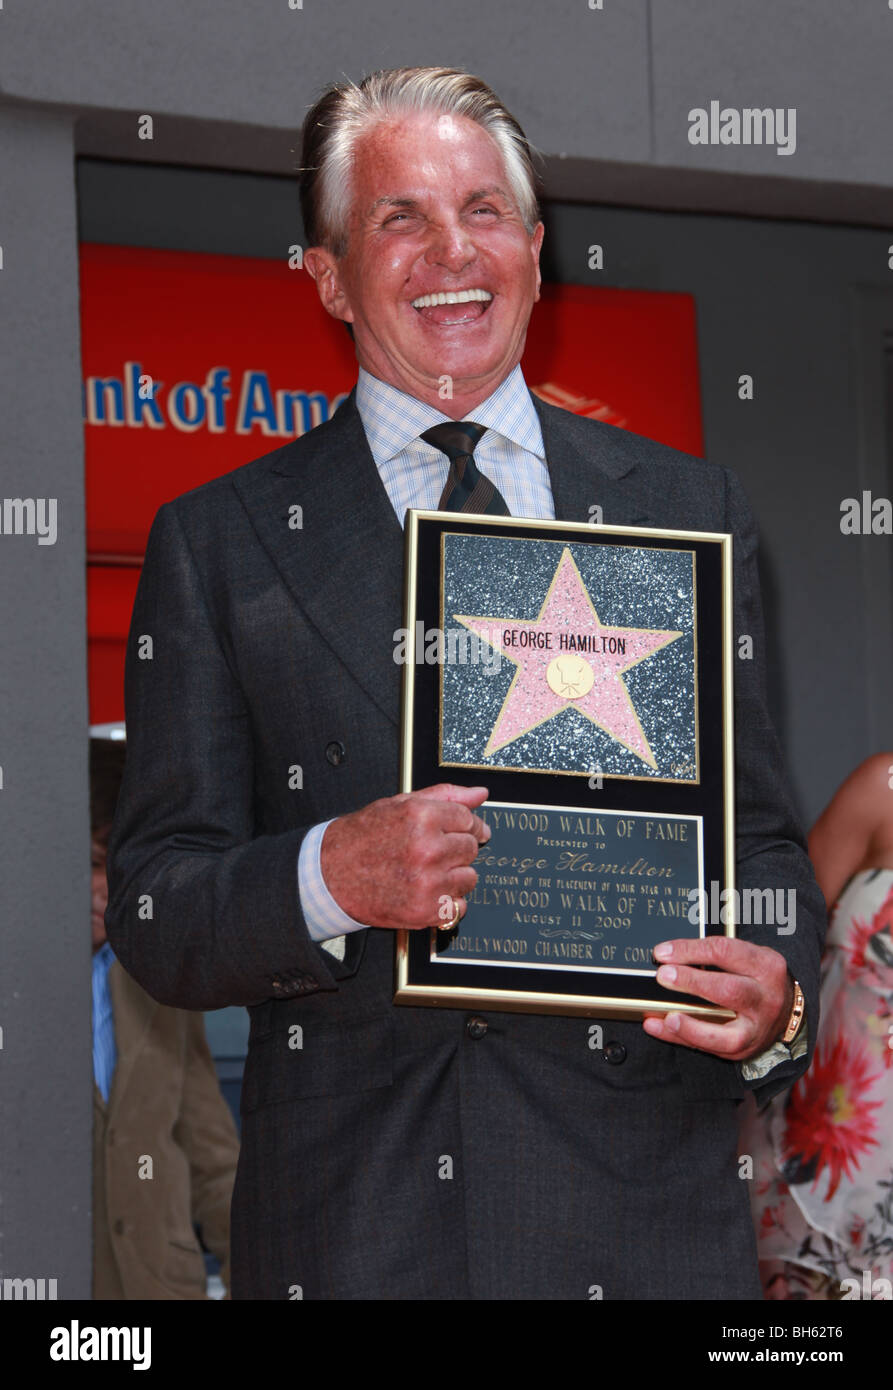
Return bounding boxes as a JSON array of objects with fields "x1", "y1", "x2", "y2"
[
  {"x1": 531, "y1": 222, "x2": 545, "y2": 304},
  {"x1": 303, "y1": 246, "x2": 354, "y2": 324}
]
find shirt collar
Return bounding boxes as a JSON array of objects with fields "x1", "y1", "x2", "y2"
[
  {"x1": 355, "y1": 363, "x2": 545, "y2": 468},
  {"x1": 93, "y1": 940, "x2": 116, "y2": 973}
]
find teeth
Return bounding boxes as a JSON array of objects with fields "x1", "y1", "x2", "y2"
[{"x1": 412, "y1": 289, "x2": 493, "y2": 309}]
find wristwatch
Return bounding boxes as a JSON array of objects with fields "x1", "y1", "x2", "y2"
[{"x1": 780, "y1": 977, "x2": 806, "y2": 1044}]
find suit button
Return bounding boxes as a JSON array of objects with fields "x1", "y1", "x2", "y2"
[
  {"x1": 603, "y1": 1041, "x2": 627, "y2": 1065},
  {"x1": 325, "y1": 741, "x2": 346, "y2": 766},
  {"x1": 113, "y1": 1218, "x2": 125, "y2": 1235},
  {"x1": 466, "y1": 1015, "x2": 488, "y2": 1040}
]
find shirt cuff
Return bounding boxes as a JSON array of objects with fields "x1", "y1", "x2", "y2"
[
  {"x1": 297, "y1": 820, "x2": 368, "y2": 960},
  {"x1": 739, "y1": 1004, "x2": 809, "y2": 1081}
]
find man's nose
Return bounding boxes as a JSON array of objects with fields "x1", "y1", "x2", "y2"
[{"x1": 423, "y1": 219, "x2": 476, "y2": 271}]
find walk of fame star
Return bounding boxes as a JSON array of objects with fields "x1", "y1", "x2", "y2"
[{"x1": 454, "y1": 547, "x2": 683, "y2": 768}]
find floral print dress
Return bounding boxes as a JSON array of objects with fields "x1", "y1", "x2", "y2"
[{"x1": 742, "y1": 869, "x2": 893, "y2": 1299}]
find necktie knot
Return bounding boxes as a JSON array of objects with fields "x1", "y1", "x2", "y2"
[
  {"x1": 419, "y1": 419, "x2": 510, "y2": 517},
  {"x1": 420, "y1": 420, "x2": 488, "y2": 463}
]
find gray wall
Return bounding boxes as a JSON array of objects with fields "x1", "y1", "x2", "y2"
[
  {"x1": 0, "y1": 108, "x2": 91, "y2": 1296},
  {"x1": 4, "y1": 0, "x2": 893, "y2": 201},
  {"x1": 1, "y1": 1, "x2": 891, "y2": 1299}
]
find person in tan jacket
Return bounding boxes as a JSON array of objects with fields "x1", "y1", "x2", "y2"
[{"x1": 91, "y1": 735, "x2": 240, "y2": 1299}]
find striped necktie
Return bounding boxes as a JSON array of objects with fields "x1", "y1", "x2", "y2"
[{"x1": 420, "y1": 421, "x2": 511, "y2": 516}]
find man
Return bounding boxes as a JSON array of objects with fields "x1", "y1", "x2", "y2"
[
  {"x1": 91, "y1": 736, "x2": 240, "y2": 1299},
  {"x1": 106, "y1": 66, "x2": 825, "y2": 1300}
]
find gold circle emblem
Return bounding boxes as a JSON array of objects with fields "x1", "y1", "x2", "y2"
[{"x1": 546, "y1": 654, "x2": 595, "y2": 699}]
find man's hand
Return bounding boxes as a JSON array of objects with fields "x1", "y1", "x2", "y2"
[
  {"x1": 642, "y1": 936, "x2": 795, "y2": 1062},
  {"x1": 320, "y1": 784, "x2": 490, "y2": 930}
]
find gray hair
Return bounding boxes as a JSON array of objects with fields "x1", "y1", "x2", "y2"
[{"x1": 299, "y1": 66, "x2": 542, "y2": 257}]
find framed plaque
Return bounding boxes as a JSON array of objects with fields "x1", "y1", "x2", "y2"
[{"x1": 394, "y1": 510, "x2": 736, "y2": 1021}]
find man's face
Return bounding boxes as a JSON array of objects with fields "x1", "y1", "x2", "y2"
[{"x1": 306, "y1": 111, "x2": 544, "y2": 411}]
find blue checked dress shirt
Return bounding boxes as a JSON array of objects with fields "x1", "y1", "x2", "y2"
[
  {"x1": 92, "y1": 941, "x2": 118, "y2": 1102},
  {"x1": 297, "y1": 365, "x2": 554, "y2": 951}
]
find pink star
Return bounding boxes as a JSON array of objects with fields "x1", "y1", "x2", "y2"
[{"x1": 456, "y1": 547, "x2": 682, "y2": 768}]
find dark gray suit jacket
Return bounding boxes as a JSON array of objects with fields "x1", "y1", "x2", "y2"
[{"x1": 105, "y1": 389, "x2": 825, "y2": 1300}]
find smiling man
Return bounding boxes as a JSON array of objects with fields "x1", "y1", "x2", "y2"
[
  {"x1": 305, "y1": 106, "x2": 544, "y2": 416},
  {"x1": 106, "y1": 66, "x2": 825, "y2": 1301}
]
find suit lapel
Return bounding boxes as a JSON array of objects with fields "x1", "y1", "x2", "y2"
[
  {"x1": 532, "y1": 395, "x2": 657, "y2": 530},
  {"x1": 233, "y1": 392, "x2": 404, "y2": 728}
]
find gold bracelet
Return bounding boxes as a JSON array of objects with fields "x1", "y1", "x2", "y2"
[{"x1": 781, "y1": 978, "x2": 805, "y2": 1044}]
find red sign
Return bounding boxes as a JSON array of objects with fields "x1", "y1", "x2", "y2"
[{"x1": 80, "y1": 243, "x2": 703, "y2": 720}]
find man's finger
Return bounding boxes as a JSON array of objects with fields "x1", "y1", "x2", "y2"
[
  {"x1": 441, "y1": 830, "x2": 485, "y2": 867},
  {"x1": 415, "y1": 782, "x2": 489, "y2": 808},
  {"x1": 438, "y1": 801, "x2": 489, "y2": 836},
  {"x1": 656, "y1": 962, "x2": 761, "y2": 1014},
  {"x1": 654, "y1": 934, "x2": 775, "y2": 975},
  {"x1": 642, "y1": 1010, "x2": 754, "y2": 1057}
]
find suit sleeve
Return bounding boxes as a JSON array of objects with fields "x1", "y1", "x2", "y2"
[
  {"x1": 174, "y1": 1012, "x2": 241, "y2": 1295},
  {"x1": 723, "y1": 466, "x2": 827, "y2": 1106},
  {"x1": 105, "y1": 499, "x2": 344, "y2": 1009}
]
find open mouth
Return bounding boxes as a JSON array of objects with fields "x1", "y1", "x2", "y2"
[{"x1": 411, "y1": 288, "x2": 493, "y2": 325}]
